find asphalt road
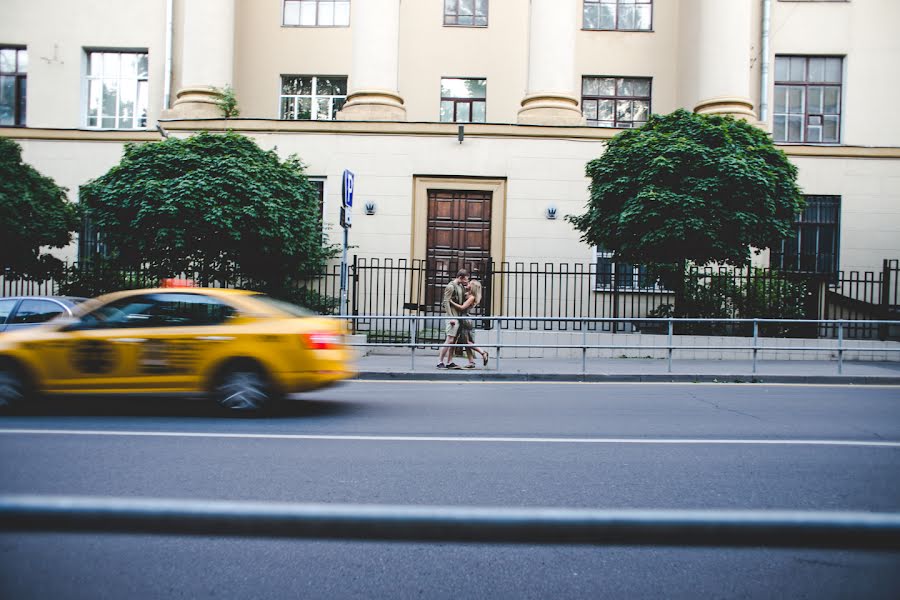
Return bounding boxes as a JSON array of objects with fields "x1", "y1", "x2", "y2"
[{"x1": 1, "y1": 381, "x2": 899, "y2": 599}]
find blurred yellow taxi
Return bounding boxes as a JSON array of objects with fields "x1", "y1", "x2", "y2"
[{"x1": 0, "y1": 287, "x2": 355, "y2": 414}]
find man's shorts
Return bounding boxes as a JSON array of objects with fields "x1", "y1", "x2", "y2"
[{"x1": 445, "y1": 318, "x2": 459, "y2": 338}]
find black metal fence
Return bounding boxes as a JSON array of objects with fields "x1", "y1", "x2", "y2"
[{"x1": 3, "y1": 258, "x2": 898, "y2": 342}]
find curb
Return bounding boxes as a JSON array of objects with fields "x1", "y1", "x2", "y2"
[{"x1": 356, "y1": 371, "x2": 900, "y2": 385}]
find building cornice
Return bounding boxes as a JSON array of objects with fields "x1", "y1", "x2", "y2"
[{"x1": 3, "y1": 124, "x2": 900, "y2": 159}]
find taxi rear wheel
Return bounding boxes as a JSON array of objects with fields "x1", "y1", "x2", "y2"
[
  {"x1": 0, "y1": 365, "x2": 29, "y2": 414},
  {"x1": 212, "y1": 362, "x2": 279, "y2": 415}
]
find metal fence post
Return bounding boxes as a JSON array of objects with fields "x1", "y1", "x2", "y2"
[
  {"x1": 752, "y1": 319, "x2": 759, "y2": 375},
  {"x1": 837, "y1": 321, "x2": 844, "y2": 374},
  {"x1": 582, "y1": 320, "x2": 587, "y2": 375},
  {"x1": 496, "y1": 322, "x2": 502, "y2": 373},
  {"x1": 667, "y1": 319, "x2": 673, "y2": 373},
  {"x1": 410, "y1": 318, "x2": 418, "y2": 371}
]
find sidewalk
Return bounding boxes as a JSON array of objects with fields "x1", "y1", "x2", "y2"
[{"x1": 354, "y1": 353, "x2": 900, "y2": 385}]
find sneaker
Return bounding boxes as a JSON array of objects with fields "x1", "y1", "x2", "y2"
[
  {"x1": 464, "y1": 363, "x2": 476, "y2": 369},
  {"x1": 446, "y1": 362, "x2": 462, "y2": 370},
  {"x1": 436, "y1": 363, "x2": 447, "y2": 369}
]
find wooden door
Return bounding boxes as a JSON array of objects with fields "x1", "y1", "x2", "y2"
[{"x1": 425, "y1": 189, "x2": 492, "y2": 310}]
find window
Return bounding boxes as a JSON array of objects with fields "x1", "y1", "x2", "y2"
[
  {"x1": 584, "y1": 0, "x2": 652, "y2": 31},
  {"x1": 582, "y1": 76, "x2": 650, "y2": 128},
  {"x1": 595, "y1": 250, "x2": 657, "y2": 291},
  {"x1": 771, "y1": 195, "x2": 840, "y2": 276},
  {"x1": 440, "y1": 78, "x2": 486, "y2": 123},
  {"x1": 773, "y1": 56, "x2": 842, "y2": 143},
  {"x1": 444, "y1": 0, "x2": 488, "y2": 27},
  {"x1": 78, "y1": 216, "x2": 108, "y2": 265},
  {"x1": 280, "y1": 76, "x2": 347, "y2": 121},
  {"x1": 283, "y1": 0, "x2": 350, "y2": 26},
  {"x1": 0, "y1": 299, "x2": 18, "y2": 325},
  {"x1": 0, "y1": 46, "x2": 27, "y2": 126},
  {"x1": 9, "y1": 300, "x2": 64, "y2": 325},
  {"x1": 85, "y1": 51, "x2": 149, "y2": 129},
  {"x1": 76, "y1": 293, "x2": 234, "y2": 330}
]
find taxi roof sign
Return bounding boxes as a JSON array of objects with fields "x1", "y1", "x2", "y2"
[{"x1": 160, "y1": 278, "x2": 195, "y2": 288}]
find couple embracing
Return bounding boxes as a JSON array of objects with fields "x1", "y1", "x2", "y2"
[{"x1": 436, "y1": 269, "x2": 489, "y2": 369}]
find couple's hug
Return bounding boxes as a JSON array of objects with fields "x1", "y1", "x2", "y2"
[{"x1": 436, "y1": 269, "x2": 489, "y2": 369}]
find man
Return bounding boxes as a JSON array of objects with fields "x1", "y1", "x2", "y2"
[{"x1": 436, "y1": 268, "x2": 468, "y2": 369}]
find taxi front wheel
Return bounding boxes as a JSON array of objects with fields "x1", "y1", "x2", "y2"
[
  {"x1": 212, "y1": 362, "x2": 280, "y2": 415},
  {"x1": 0, "y1": 366, "x2": 29, "y2": 414}
]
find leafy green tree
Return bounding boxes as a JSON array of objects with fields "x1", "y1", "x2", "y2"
[
  {"x1": 0, "y1": 137, "x2": 80, "y2": 279},
  {"x1": 568, "y1": 109, "x2": 804, "y2": 313},
  {"x1": 80, "y1": 131, "x2": 337, "y2": 294}
]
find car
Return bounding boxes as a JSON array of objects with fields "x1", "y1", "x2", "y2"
[
  {"x1": 0, "y1": 287, "x2": 354, "y2": 414},
  {"x1": 0, "y1": 296, "x2": 87, "y2": 333}
]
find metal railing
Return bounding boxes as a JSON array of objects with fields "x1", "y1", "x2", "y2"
[
  {"x1": 2, "y1": 495, "x2": 898, "y2": 550},
  {"x1": 337, "y1": 316, "x2": 900, "y2": 375}
]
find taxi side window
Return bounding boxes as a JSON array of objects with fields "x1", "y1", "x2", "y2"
[
  {"x1": 144, "y1": 293, "x2": 235, "y2": 327},
  {"x1": 0, "y1": 299, "x2": 18, "y2": 324},
  {"x1": 10, "y1": 299, "x2": 64, "y2": 324},
  {"x1": 73, "y1": 294, "x2": 234, "y2": 330}
]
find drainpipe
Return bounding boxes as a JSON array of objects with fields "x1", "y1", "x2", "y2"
[
  {"x1": 759, "y1": 0, "x2": 771, "y2": 123},
  {"x1": 163, "y1": 0, "x2": 174, "y2": 110}
]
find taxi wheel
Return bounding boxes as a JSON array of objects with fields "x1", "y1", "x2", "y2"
[
  {"x1": 213, "y1": 362, "x2": 279, "y2": 415},
  {"x1": 0, "y1": 365, "x2": 29, "y2": 414}
]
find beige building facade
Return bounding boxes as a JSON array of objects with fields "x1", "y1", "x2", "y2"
[{"x1": 2, "y1": 0, "x2": 899, "y2": 278}]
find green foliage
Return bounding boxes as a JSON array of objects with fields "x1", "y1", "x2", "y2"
[
  {"x1": 215, "y1": 85, "x2": 240, "y2": 118},
  {"x1": 80, "y1": 131, "x2": 338, "y2": 295},
  {"x1": 568, "y1": 109, "x2": 804, "y2": 276},
  {"x1": 0, "y1": 137, "x2": 80, "y2": 279},
  {"x1": 56, "y1": 259, "x2": 150, "y2": 297},
  {"x1": 279, "y1": 286, "x2": 340, "y2": 315}
]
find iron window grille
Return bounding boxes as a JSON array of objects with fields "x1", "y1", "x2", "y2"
[
  {"x1": 0, "y1": 46, "x2": 27, "y2": 127},
  {"x1": 582, "y1": 76, "x2": 651, "y2": 128},
  {"x1": 771, "y1": 195, "x2": 840, "y2": 277},
  {"x1": 583, "y1": 0, "x2": 652, "y2": 31},
  {"x1": 773, "y1": 56, "x2": 843, "y2": 144},
  {"x1": 283, "y1": 0, "x2": 350, "y2": 27},
  {"x1": 85, "y1": 51, "x2": 149, "y2": 129},
  {"x1": 440, "y1": 78, "x2": 487, "y2": 123},
  {"x1": 595, "y1": 250, "x2": 660, "y2": 291},
  {"x1": 444, "y1": 0, "x2": 488, "y2": 27},
  {"x1": 280, "y1": 76, "x2": 347, "y2": 121},
  {"x1": 78, "y1": 218, "x2": 108, "y2": 265}
]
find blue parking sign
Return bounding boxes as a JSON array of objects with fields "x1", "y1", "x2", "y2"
[{"x1": 342, "y1": 170, "x2": 354, "y2": 208}]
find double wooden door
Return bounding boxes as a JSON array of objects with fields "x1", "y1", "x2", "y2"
[{"x1": 425, "y1": 189, "x2": 492, "y2": 310}]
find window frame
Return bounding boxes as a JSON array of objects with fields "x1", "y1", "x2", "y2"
[
  {"x1": 0, "y1": 45, "x2": 27, "y2": 127},
  {"x1": 593, "y1": 248, "x2": 664, "y2": 292},
  {"x1": 282, "y1": 0, "x2": 351, "y2": 27},
  {"x1": 443, "y1": 0, "x2": 489, "y2": 28},
  {"x1": 83, "y1": 49, "x2": 149, "y2": 130},
  {"x1": 583, "y1": 0, "x2": 653, "y2": 32},
  {"x1": 581, "y1": 76, "x2": 652, "y2": 129},
  {"x1": 773, "y1": 55, "x2": 843, "y2": 145},
  {"x1": 439, "y1": 77, "x2": 487, "y2": 124},
  {"x1": 279, "y1": 75, "x2": 347, "y2": 121},
  {"x1": 771, "y1": 195, "x2": 841, "y2": 278}
]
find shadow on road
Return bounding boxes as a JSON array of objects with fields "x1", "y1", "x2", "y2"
[{"x1": 9, "y1": 396, "x2": 363, "y2": 420}]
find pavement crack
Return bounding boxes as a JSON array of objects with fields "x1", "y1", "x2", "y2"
[{"x1": 686, "y1": 391, "x2": 768, "y2": 423}]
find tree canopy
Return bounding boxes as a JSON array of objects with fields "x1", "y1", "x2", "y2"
[
  {"x1": 80, "y1": 131, "x2": 337, "y2": 292},
  {"x1": 0, "y1": 137, "x2": 80, "y2": 279},
  {"x1": 568, "y1": 109, "x2": 804, "y2": 278}
]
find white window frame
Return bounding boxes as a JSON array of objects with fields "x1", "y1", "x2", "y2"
[
  {"x1": 279, "y1": 75, "x2": 347, "y2": 121},
  {"x1": 282, "y1": 0, "x2": 351, "y2": 27},
  {"x1": 84, "y1": 49, "x2": 149, "y2": 130}
]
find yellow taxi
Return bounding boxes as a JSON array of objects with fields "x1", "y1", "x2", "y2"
[{"x1": 0, "y1": 287, "x2": 355, "y2": 414}]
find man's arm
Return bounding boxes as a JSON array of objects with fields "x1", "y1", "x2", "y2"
[{"x1": 442, "y1": 283, "x2": 455, "y2": 312}]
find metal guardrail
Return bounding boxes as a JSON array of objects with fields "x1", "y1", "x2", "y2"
[
  {"x1": 335, "y1": 316, "x2": 900, "y2": 375},
  {"x1": 2, "y1": 495, "x2": 899, "y2": 550}
]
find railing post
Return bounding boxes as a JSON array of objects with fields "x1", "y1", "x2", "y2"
[
  {"x1": 880, "y1": 259, "x2": 891, "y2": 341},
  {"x1": 667, "y1": 318, "x2": 673, "y2": 373},
  {"x1": 837, "y1": 321, "x2": 844, "y2": 374},
  {"x1": 752, "y1": 319, "x2": 759, "y2": 375},
  {"x1": 496, "y1": 321, "x2": 501, "y2": 373},
  {"x1": 582, "y1": 320, "x2": 587, "y2": 375},
  {"x1": 410, "y1": 317, "x2": 418, "y2": 371}
]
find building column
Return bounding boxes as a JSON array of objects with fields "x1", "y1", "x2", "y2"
[
  {"x1": 337, "y1": 0, "x2": 406, "y2": 121},
  {"x1": 517, "y1": 0, "x2": 584, "y2": 126},
  {"x1": 166, "y1": 0, "x2": 235, "y2": 119},
  {"x1": 691, "y1": 0, "x2": 756, "y2": 120}
]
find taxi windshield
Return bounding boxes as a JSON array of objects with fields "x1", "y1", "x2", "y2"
[{"x1": 248, "y1": 295, "x2": 314, "y2": 318}]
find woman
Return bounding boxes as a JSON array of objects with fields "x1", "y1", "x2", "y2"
[{"x1": 450, "y1": 279, "x2": 489, "y2": 368}]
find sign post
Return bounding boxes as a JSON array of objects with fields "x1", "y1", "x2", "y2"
[{"x1": 339, "y1": 169, "x2": 354, "y2": 317}]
